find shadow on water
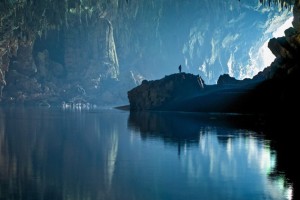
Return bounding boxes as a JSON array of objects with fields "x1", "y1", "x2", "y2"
[{"x1": 128, "y1": 110, "x2": 298, "y2": 199}]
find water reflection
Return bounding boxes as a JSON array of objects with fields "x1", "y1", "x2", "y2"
[
  {"x1": 0, "y1": 108, "x2": 295, "y2": 200},
  {"x1": 128, "y1": 111, "x2": 293, "y2": 200},
  {"x1": 0, "y1": 107, "x2": 124, "y2": 199}
]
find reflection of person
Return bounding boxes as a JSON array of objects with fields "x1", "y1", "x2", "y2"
[{"x1": 178, "y1": 65, "x2": 182, "y2": 73}]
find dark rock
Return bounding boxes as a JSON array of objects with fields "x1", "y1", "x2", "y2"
[
  {"x1": 217, "y1": 74, "x2": 241, "y2": 86},
  {"x1": 268, "y1": 37, "x2": 293, "y2": 60},
  {"x1": 293, "y1": 0, "x2": 300, "y2": 31},
  {"x1": 127, "y1": 63, "x2": 299, "y2": 113},
  {"x1": 128, "y1": 73, "x2": 205, "y2": 110},
  {"x1": 284, "y1": 27, "x2": 297, "y2": 37},
  {"x1": 141, "y1": 80, "x2": 148, "y2": 85}
]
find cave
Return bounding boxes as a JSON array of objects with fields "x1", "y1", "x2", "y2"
[
  {"x1": 1, "y1": 0, "x2": 297, "y2": 106},
  {"x1": 0, "y1": 0, "x2": 299, "y2": 199}
]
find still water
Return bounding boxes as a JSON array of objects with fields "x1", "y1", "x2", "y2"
[{"x1": 0, "y1": 107, "x2": 294, "y2": 200}]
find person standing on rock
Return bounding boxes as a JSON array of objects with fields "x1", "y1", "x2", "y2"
[{"x1": 178, "y1": 65, "x2": 182, "y2": 73}]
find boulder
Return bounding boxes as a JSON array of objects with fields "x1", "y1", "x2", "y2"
[
  {"x1": 217, "y1": 74, "x2": 241, "y2": 86},
  {"x1": 128, "y1": 73, "x2": 204, "y2": 110},
  {"x1": 268, "y1": 37, "x2": 293, "y2": 60}
]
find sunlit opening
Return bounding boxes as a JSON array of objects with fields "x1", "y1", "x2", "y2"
[
  {"x1": 241, "y1": 16, "x2": 293, "y2": 80},
  {"x1": 273, "y1": 17, "x2": 294, "y2": 38},
  {"x1": 260, "y1": 16, "x2": 293, "y2": 67}
]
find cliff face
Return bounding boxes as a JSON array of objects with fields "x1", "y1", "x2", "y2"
[
  {"x1": 0, "y1": 0, "x2": 296, "y2": 106},
  {"x1": 0, "y1": 0, "x2": 130, "y2": 105}
]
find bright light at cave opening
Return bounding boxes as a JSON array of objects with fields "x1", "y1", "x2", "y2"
[
  {"x1": 240, "y1": 16, "x2": 293, "y2": 80},
  {"x1": 261, "y1": 17, "x2": 293, "y2": 67}
]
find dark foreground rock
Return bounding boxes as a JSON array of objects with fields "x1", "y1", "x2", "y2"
[
  {"x1": 128, "y1": 73, "x2": 205, "y2": 110},
  {"x1": 127, "y1": 63, "x2": 299, "y2": 114},
  {"x1": 128, "y1": 72, "x2": 259, "y2": 113}
]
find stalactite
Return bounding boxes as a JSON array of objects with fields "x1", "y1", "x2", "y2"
[
  {"x1": 4, "y1": 0, "x2": 292, "y2": 36},
  {"x1": 79, "y1": 4, "x2": 82, "y2": 25},
  {"x1": 260, "y1": 0, "x2": 294, "y2": 7},
  {"x1": 65, "y1": 0, "x2": 69, "y2": 28}
]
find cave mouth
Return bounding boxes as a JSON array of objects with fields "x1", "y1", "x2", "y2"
[
  {"x1": 29, "y1": 5, "x2": 294, "y2": 87},
  {"x1": 238, "y1": 16, "x2": 293, "y2": 81},
  {"x1": 253, "y1": 16, "x2": 293, "y2": 73}
]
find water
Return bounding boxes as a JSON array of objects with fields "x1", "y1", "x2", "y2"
[{"x1": 0, "y1": 107, "x2": 295, "y2": 200}]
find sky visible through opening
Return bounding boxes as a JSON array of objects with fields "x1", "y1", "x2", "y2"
[
  {"x1": 262, "y1": 16, "x2": 293, "y2": 66},
  {"x1": 247, "y1": 16, "x2": 293, "y2": 79}
]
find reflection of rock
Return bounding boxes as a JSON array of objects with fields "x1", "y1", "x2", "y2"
[
  {"x1": 128, "y1": 111, "x2": 201, "y2": 146},
  {"x1": 128, "y1": 111, "x2": 204, "y2": 156},
  {"x1": 105, "y1": 131, "x2": 118, "y2": 189},
  {"x1": 0, "y1": 108, "x2": 123, "y2": 199},
  {"x1": 128, "y1": 109, "x2": 298, "y2": 199},
  {"x1": 128, "y1": 111, "x2": 260, "y2": 145},
  {"x1": 261, "y1": 114, "x2": 299, "y2": 200}
]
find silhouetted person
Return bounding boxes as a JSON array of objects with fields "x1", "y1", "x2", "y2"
[{"x1": 178, "y1": 65, "x2": 182, "y2": 73}]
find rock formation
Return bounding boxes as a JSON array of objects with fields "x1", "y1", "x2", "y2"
[
  {"x1": 0, "y1": 0, "x2": 132, "y2": 106},
  {"x1": 0, "y1": 0, "x2": 298, "y2": 107},
  {"x1": 128, "y1": 73, "x2": 205, "y2": 110},
  {"x1": 128, "y1": 71, "x2": 261, "y2": 112}
]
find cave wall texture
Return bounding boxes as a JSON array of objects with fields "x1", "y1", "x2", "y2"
[{"x1": 0, "y1": 0, "x2": 298, "y2": 106}]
